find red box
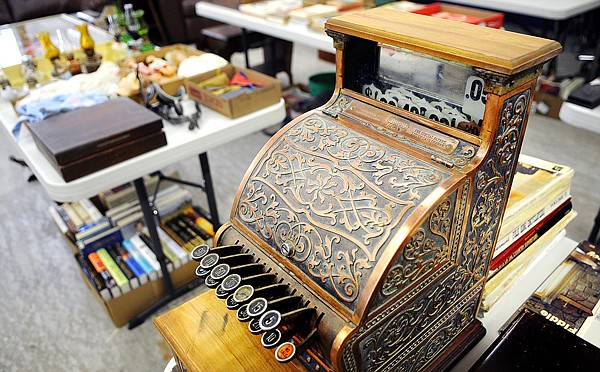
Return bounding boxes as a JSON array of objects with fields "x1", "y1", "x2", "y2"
[{"x1": 410, "y1": 2, "x2": 504, "y2": 29}]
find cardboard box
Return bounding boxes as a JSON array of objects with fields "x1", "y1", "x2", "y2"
[
  {"x1": 185, "y1": 66, "x2": 282, "y2": 118},
  {"x1": 123, "y1": 44, "x2": 212, "y2": 101},
  {"x1": 410, "y1": 2, "x2": 504, "y2": 28},
  {"x1": 80, "y1": 256, "x2": 198, "y2": 327},
  {"x1": 533, "y1": 91, "x2": 563, "y2": 119}
]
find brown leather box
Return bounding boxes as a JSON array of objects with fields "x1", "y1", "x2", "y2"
[{"x1": 27, "y1": 98, "x2": 166, "y2": 182}]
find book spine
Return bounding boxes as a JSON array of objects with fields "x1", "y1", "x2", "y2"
[
  {"x1": 88, "y1": 251, "x2": 117, "y2": 290},
  {"x1": 48, "y1": 205, "x2": 69, "y2": 235},
  {"x1": 78, "y1": 253, "x2": 106, "y2": 291},
  {"x1": 129, "y1": 235, "x2": 161, "y2": 272},
  {"x1": 62, "y1": 202, "x2": 85, "y2": 230},
  {"x1": 495, "y1": 189, "x2": 570, "y2": 259},
  {"x1": 106, "y1": 244, "x2": 136, "y2": 280},
  {"x1": 96, "y1": 248, "x2": 129, "y2": 289},
  {"x1": 53, "y1": 204, "x2": 78, "y2": 233},
  {"x1": 158, "y1": 227, "x2": 189, "y2": 263},
  {"x1": 114, "y1": 242, "x2": 145, "y2": 278},
  {"x1": 138, "y1": 233, "x2": 176, "y2": 271},
  {"x1": 72, "y1": 201, "x2": 93, "y2": 225},
  {"x1": 80, "y1": 199, "x2": 104, "y2": 222},
  {"x1": 122, "y1": 239, "x2": 155, "y2": 277}
]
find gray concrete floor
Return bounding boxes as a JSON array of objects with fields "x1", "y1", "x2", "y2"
[{"x1": 1, "y1": 42, "x2": 599, "y2": 371}]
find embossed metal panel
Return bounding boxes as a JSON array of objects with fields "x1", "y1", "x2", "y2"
[{"x1": 234, "y1": 114, "x2": 452, "y2": 311}]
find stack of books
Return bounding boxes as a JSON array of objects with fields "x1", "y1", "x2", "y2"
[
  {"x1": 50, "y1": 184, "x2": 214, "y2": 301},
  {"x1": 481, "y1": 154, "x2": 576, "y2": 312}
]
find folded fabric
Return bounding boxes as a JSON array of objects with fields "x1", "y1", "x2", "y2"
[{"x1": 12, "y1": 92, "x2": 109, "y2": 138}]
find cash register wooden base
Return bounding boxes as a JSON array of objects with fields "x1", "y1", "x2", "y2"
[{"x1": 154, "y1": 291, "x2": 302, "y2": 372}]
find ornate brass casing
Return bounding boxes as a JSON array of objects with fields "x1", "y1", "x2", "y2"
[{"x1": 214, "y1": 8, "x2": 561, "y2": 371}]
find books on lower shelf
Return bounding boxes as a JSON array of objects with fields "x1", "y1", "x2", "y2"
[{"x1": 48, "y1": 182, "x2": 214, "y2": 326}]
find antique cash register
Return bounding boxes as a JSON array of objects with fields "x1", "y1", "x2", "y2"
[{"x1": 154, "y1": 8, "x2": 561, "y2": 371}]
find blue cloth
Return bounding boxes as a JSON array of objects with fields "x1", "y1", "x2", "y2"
[{"x1": 12, "y1": 92, "x2": 109, "y2": 138}]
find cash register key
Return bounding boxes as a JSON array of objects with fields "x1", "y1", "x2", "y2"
[
  {"x1": 232, "y1": 284, "x2": 254, "y2": 304},
  {"x1": 199, "y1": 253, "x2": 219, "y2": 269},
  {"x1": 259, "y1": 310, "x2": 282, "y2": 331},
  {"x1": 275, "y1": 341, "x2": 296, "y2": 363},
  {"x1": 261, "y1": 329, "x2": 282, "y2": 349},
  {"x1": 205, "y1": 275, "x2": 220, "y2": 288},
  {"x1": 236, "y1": 304, "x2": 251, "y2": 322},
  {"x1": 248, "y1": 317, "x2": 263, "y2": 334},
  {"x1": 190, "y1": 244, "x2": 210, "y2": 261},
  {"x1": 225, "y1": 293, "x2": 240, "y2": 309},
  {"x1": 246, "y1": 297, "x2": 269, "y2": 318},
  {"x1": 216, "y1": 284, "x2": 231, "y2": 299},
  {"x1": 221, "y1": 274, "x2": 242, "y2": 293},
  {"x1": 210, "y1": 263, "x2": 230, "y2": 281},
  {"x1": 195, "y1": 266, "x2": 211, "y2": 278}
]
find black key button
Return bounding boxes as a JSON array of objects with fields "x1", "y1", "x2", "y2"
[
  {"x1": 236, "y1": 304, "x2": 251, "y2": 322},
  {"x1": 195, "y1": 266, "x2": 211, "y2": 278},
  {"x1": 247, "y1": 297, "x2": 268, "y2": 318},
  {"x1": 210, "y1": 263, "x2": 230, "y2": 281},
  {"x1": 190, "y1": 244, "x2": 210, "y2": 261},
  {"x1": 221, "y1": 274, "x2": 242, "y2": 293},
  {"x1": 248, "y1": 317, "x2": 263, "y2": 334},
  {"x1": 261, "y1": 329, "x2": 282, "y2": 349},
  {"x1": 259, "y1": 310, "x2": 282, "y2": 331},
  {"x1": 199, "y1": 253, "x2": 219, "y2": 269}
]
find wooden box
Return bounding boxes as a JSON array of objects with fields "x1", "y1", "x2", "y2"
[
  {"x1": 185, "y1": 66, "x2": 282, "y2": 118},
  {"x1": 27, "y1": 98, "x2": 166, "y2": 182}
]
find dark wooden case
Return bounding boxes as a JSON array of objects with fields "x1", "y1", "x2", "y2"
[{"x1": 27, "y1": 98, "x2": 166, "y2": 182}]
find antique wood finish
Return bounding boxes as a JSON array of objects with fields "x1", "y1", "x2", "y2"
[
  {"x1": 160, "y1": 8, "x2": 562, "y2": 372},
  {"x1": 154, "y1": 291, "x2": 302, "y2": 372},
  {"x1": 325, "y1": 8, "x2": 561, "y2": 75}
]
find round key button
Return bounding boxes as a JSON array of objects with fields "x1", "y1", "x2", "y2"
[
  {"x1": 191, "y1": 244, "x2": 210, "y2": 261},
  {"x1": 195, "y1": 266, "x2": 211, "y2": 278},
  {"x1": 200, "y1": 253, "x2": 219, "y2": 269},
  {"x1": 248, "y1": 318, "x2": 263, "y2": 334},
  {"x1": 215, "y1": 283, "x2": 230, "y2": 299},
  {"x1": 205, "y1": 275, "x2": 219, "y2": 288},
  {"x1": 275, "y1": 341, "x2": 296, "y2": 363},
  {"x1": 247, "y1": 297, "x2": 268, "y2": 318},
  {"x1": 259, "y1": 310, "x2": 281, "y2": 331},
  {"x1": 221, "y1": 274, "x2": 242, "y2": 293},
  {"x1": 236, "y1": 304, "x2": 250, "y2": 322},
  {"x1": 225, "y1": 294, "x2": 239, "y2": 309},
  {"x1": 232, "y1": 285, "x2": 254, "y2": 304},
  {"x1": 210, "y1": 263, "x2": 230, "y2": 281},
  {"x1": 261, "y1": 329, "x2": 282, "y2": 349}
]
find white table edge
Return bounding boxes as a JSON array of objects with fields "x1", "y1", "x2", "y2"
[
  {"x1": 0, "y1": 99, "x2": 286, "y2": 202},
  {"x1": 195, "y1": 2, "x2": 335, "y2": 53}
]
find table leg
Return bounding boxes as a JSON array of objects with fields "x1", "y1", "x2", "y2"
[
  {"x1": 198, "y1": 152, "x2": 221, "y2": 231},
  {"x1": 128, "y1": 177, "x2": 205, "y2": 329}
]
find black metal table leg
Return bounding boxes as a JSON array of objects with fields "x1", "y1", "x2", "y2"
[
  {"x1": 128, "y1": 177, "x2": 180, "y2": 329},
  {"x1": 199, "y1": 152, "x2": 221, "y2": 231}
]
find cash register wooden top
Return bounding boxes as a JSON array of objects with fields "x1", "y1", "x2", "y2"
[
  {"x1": 325, "y1": 7, "x2": 562, "y2": 75},
  {"x1": 154, "y1": 291, "x2": 301, "y2": 372}
]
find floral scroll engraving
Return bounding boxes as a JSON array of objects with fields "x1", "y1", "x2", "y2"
[
  {"x1": 342, "y1": 89, "x2": 531, "y2": 371},
  {"x1": 236, "y1": 115, "x2": 449, "y2": 308},
  {"x1": 380, "y1": 197, "x2": 455, "y2": 298}
]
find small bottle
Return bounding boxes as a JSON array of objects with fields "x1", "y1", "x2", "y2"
[
  {"x1": 66, "y1": 53, "x2": 82, "y2": 75},
  {"x1": 124, "y1": 4, "x2": 139, "y2": 39}
]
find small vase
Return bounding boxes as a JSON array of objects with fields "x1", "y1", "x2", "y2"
[
  {"x1": 36, "y1": 31, "x2": 60, "y2": 61},
  {"x1": 76, "y1": 24, "x2": 95, "y2": 58}
]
